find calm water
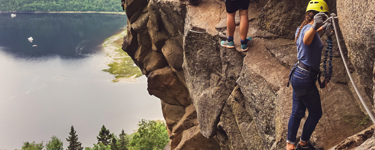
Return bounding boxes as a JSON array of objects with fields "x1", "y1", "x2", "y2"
[{"x1": 0, "y1": 13, "x2": 163, "y2": 149}]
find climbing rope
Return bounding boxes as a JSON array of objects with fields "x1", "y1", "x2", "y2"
[{"x1": 329, "y1": 13, "x2": 375, "y2": 125}]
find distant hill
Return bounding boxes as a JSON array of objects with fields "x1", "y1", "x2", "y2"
[{"x1": 0, "y1": 0, "x2": 123, "y2": 12}]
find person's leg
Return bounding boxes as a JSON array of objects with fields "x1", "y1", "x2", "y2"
[
  {"x1": 300, "y1": 85, "x2": 322, "y2": 142},
  {"x1": 287, "y1": 90, "x2": 307, "y2": 147},
  {"x1": 227, "y1": 12, "x2": 236, "y2": 38},
  {"x1": 221, "y1": 0, "x2": 238, "y2": 48},
  {"x1": 287, "y1": 68, "x2": 311, "y2": 150},
  {"x1": 238, "y1": 9, "x2": 248, "y2": 41},
  {"x1": 238, "y1": 0, "x2": 252, "y2": 51}
]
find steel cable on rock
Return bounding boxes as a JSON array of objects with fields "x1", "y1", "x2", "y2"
[{"x1": 331, "y1": 15, "x2": 375, "y2": 125}]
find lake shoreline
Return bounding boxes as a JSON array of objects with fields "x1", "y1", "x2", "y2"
[
  {"x1": 0, "y1": 13, "x2": 161, "y2": 150},
  {"x1": 101, "y1": 29, "x2": 143, "y2": 83},
  {"x1": 0, "y1": 11, "x2": 125, "y2": 15}
]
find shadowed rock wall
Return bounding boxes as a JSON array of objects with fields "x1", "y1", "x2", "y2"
[{"x1": 121, "y1": 0, "x2": 375, "y2": 149}]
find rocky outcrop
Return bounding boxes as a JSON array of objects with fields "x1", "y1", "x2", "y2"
[
  {"x1": 122, "y1": 0, "x2": 375, "y2": 149},
  {"x1": 121, "y1": 0, "x2": 220, "y2": 149},
  {"x1": 337, "y1": 0, "x2": 375, "y2": 108}
]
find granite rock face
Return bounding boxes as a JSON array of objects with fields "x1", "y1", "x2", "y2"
[
  {"x1": 337, "y1": 0, "x2": 375, "y2": 106},
  {"x1": 121, "y1": 0, "x2": 219, "y2": 148},
  {"x1": 121, "y1": 0, "x2": 375, "y2": 149},
  {"x1": 258, "y1": 0, "x2": 336, "y2": 39},
  {"x1": 183, "y1": 31, "x2": 243, "y2": 138}
]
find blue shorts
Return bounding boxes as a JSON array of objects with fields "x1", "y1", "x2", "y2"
[{"x1": 225, "y1": 0, "x2": 251, "y2": 13}]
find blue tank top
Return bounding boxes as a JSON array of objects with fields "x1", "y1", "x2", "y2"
[{"x1": 295, "y1": 24, "x2": 324, "y2": 71}]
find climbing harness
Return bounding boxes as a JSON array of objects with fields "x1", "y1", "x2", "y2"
[
  {"x1": 287, "y1": 61, "x2": 319, "y2": 88},
  {"x1": 328, "y1": 13, "x2": 375, "y2": 125}
]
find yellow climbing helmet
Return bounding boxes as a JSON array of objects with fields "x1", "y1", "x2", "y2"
[{"x1": 306, "y1": 0, "x2": 329, "y2": 13}]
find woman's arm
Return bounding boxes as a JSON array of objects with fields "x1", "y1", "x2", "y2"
[
  {"x1": 317, "y1": 26, "x2": 324, "y2": 32},
  {"x1": 303, "y1": 13, "x2": 326, "y2": 45},
  {"x1": 303, "y1": 27, "x2": 316, "y2": 45}
]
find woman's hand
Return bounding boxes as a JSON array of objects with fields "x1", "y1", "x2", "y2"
[{"x1": 312, "y1": 12, "x2": 327, "y2": 31}]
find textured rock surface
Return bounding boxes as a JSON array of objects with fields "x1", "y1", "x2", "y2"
[
  {"x1": 329, "y1": 125, "x2": 375, "y2": 150},
  {"x1": 121, "y1": 0, "x2": 375, "y2": 149},
  {"x1": 174, "y1": 126, "x2": 221, "y2": 150},
  {"x1": 183, "y1": 31, "x2": 243, "y2": 138},
  {"x1": 121, "y1": 0, "x2": 219, "y2": 148},
  {"x1": 337, "y1": 0, "x2": 375, "y2": 106},
  {"x1": 258, "y1": 0, "x2": 336, "y2": 39},
  {"x1": 356, "y1": 136, "x2": 375, "y2": 150},
  {"x1": 147, "y1": 67, "x2": 190, "y2": 106}
]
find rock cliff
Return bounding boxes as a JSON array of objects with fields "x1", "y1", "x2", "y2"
[{"x1": 121, "y1": 0, "x2": 375, "y2": 149}]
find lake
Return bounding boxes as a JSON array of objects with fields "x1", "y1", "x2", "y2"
[{"x1": 0, "y1": 13, "x2": 163, "y2": 149}]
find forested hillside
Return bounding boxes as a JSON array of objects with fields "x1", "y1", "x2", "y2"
[{"x1": 0, "y1": 0, "x2": 123, "y2": 12}]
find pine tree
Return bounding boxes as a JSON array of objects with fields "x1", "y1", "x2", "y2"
[
  {"x1": 118, "y1": 130, "x2": 128, "y2": 150},
  {"x1": 97, "y1": 125, "x2": 112, "y2": 146},
  {"x1": 66, "y1": 126, "x2": 84, "y2": 150},
  {"x1": 110, "y1": 138, "x2": 119, "y2": 150}
]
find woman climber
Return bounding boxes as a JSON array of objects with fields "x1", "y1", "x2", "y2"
[{"x1": 286, "y1": 0, "x2": 330, "y2": 150}]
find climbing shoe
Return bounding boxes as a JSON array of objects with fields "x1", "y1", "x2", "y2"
[
  {"x1": 221, "y1": 40, "x2": 235, "y2": 49},
  {"x1": 241, "y1": 37, "x2": 253, "y2": 52},
  {"x1": 296, "y1": 142, "x2": 316, "y2": 150}
]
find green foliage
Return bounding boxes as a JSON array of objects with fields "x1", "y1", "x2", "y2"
[
  {"x1": 128, "y1": 120, "x2": 169, "y2": 150},
  {"x1": 102, "y1": 31, "x2": 142, "y2": 82},
  {"x1": 110, "y1": 138, "x2": 119, "y2": 150},
  {"x1": 118, "y1": 130, "x2": 129, "y2": 150},
  {"x1": 102, "y1": 57, "x2": 143, "y2": 82},
  {"x1": 20, "y1": 120, "x2": 167, "y2": 150},
  {"x1": 46, "y1": 136, "x2": 63, "y2": 150},
  {"x1": 87, "y1": 143, "x2": 111, "y2": 150},
  {"x1": 0, "y1": 0, "x2": 123, "y2": 12},
  {"x1": 22, "y1": 141, "x2": 44, "y2": 150},
  {"x1": 86, "y1": 128, "x2": 131, "y2": 150},
  {"x1": 360, "y1": 116, "x2": 370, "y2": 125},
  {"x1": 97, "y1": 125, "x2": 112, "y2": 146},
  {"x1": 66, "y1": 126, "x2": 84, "y2": 150}
]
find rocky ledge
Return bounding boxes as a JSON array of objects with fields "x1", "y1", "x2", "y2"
[{"x1": 121, "y1": 0, "x2": 375, "y2": 149}]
